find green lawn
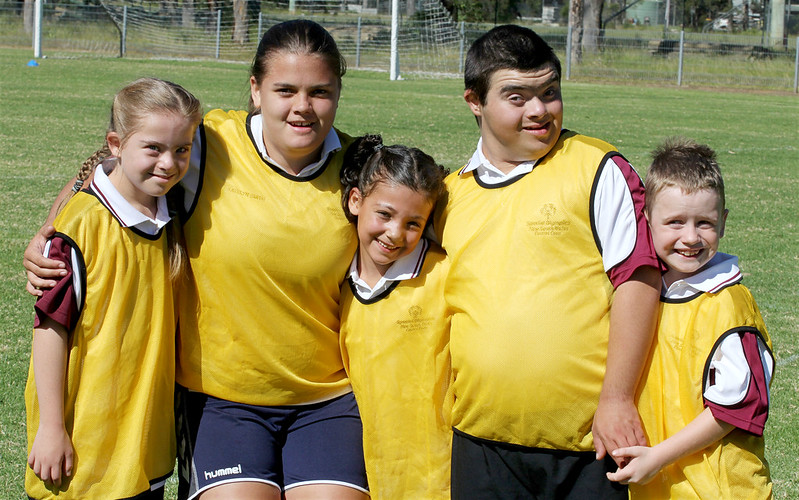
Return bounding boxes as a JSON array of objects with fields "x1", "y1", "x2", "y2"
[{"x1": 1, "y1": 47, "x2": 797, "y2": 498}]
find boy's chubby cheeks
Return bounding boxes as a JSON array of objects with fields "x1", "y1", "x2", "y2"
[
  {"x1": 464, "y1": 63, "x2": 563, "y2": 174},
  {"x1": 647, "y1": 186, "x2": 728, "y2": 287}
]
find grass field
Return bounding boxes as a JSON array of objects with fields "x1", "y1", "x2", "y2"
[{"x1": 1, "y1": 46, "x2": 797, "y2": 498}]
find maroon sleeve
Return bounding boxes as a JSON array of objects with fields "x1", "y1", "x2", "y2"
[
  {"x1": 33, "y1": 237, "x2": 78, "y2": 332},
  {"x1": 605, "y1": 155, "x2": 663, "y2": 288},
  {"x1": 705, "y1": 331, "x2": 771, "y2": 436}
]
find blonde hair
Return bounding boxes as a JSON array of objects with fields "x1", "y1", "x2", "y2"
[
  {"x1": 645, "y1": 136, "x2": 725, "y2": 214},
  {"x1": 66, "y1": 77, "x2": 203, "y2": 283}
]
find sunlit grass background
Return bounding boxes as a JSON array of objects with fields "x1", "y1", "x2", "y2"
[{"x1": 0, "y1": 46, "x2": 797, "y2": 498}]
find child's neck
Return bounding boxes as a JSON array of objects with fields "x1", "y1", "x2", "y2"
[
  {"x1": 356, "y1": 250, "x2": 390, "y2": 289},
  {"x1": 106, "y1": 168, "x2": 159, "y2": 220}
]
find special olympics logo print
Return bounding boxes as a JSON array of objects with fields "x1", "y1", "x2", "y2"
[
  {"x1": 526, "y1": 203, "x2": 570, "y2": 236},
  {"x1": 396, "y1": 305, "x2": 433, "y2": 332}
]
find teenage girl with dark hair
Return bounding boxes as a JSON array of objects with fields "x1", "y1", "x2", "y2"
[{"x1": 25, "y1": 20, "x2": 370, "y2": 500}]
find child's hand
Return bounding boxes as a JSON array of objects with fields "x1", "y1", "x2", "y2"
[
  {"x1": 28, "y1": 425, "x2": 74, "y2": 487},
  {"x1": 605, "y1": 446, "x2": 662, "y2": 485},
  {"x1": 24, "y1": 225, "x2": 66, "y2": 296}
]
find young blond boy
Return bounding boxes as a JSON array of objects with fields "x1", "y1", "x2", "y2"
[
  {"x1": 434, "y1": 25, "x2": 661, "y2": 498},
  {"x1": 607, "y1": 137, "x2": 774, "y2": 498}
]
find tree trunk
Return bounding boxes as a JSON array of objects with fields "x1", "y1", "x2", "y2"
[
  {"x1": 23, "y1": 0, "x2": 34, "y2": 34},
  {"x1": 183, "y1": 0, "x2": 196, "y2": 28},
  {"x1": 581, "y1": 0, "x2": 603, "y2": 52},
  {"x1": 568, "y1": 0, "x2": 583, "y2": 64},
  {"x1": 232, "y1": 0, "x2": 249, "y2": 44},
  {"x1": 406, "y1": 0, "x2": 415, "y2": 17}
]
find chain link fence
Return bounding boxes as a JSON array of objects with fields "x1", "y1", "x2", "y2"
[{"x1": 2, "y1": 2, "x2": 797, "y2": 91}]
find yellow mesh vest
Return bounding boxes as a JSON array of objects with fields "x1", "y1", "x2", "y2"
[
  {"x1": 25, "y1": 192, "x2": 176, "y2": 499},
  {"x1": 177, "y1": 109, "x2": 358, "y2": 405},
  {"x1": 436, "y1": 132, "x2": 618, "y2": 451},
  {"x1": 632, "y1": 284, "x2": 772, "y2": 499},
  {"x1": 340, "y1": 245, "x2": 451, "y2": 499}
]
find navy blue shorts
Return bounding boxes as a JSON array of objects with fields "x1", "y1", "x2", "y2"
[
  {"x1": 176, "y1": 387, "x2": 368, "y2": 499},
  {"x1": 451, "y1": 428, "x2": 627, "y2": 500}
]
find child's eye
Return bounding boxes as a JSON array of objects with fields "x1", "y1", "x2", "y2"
[
  {"x1": 147, "y1": 145, "x2": 160, "y2": 152},
  {"x1": 311, "y1": 89, "x2": 329, "y2": 97},
  {"x1": 377, "y1": 211, "x2": 391, "y2": 219},
  {"x1": 176, "y1": 146, "x2": 191, "y2": 154}
]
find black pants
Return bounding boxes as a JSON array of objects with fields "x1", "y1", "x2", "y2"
[{"x1": 451, "y1": 429, "x2": 628, "y2": 500}]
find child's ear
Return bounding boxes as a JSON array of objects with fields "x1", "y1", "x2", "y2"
[
  {"x1": 719, "y1": 208, "x2": 729, "y2": 238},
  {"x1": 348, "y1": 187, "x2": 363, "y2": 217},
  {"x1": 106, "y1": 132, "x2": 122, "y2": 156}
]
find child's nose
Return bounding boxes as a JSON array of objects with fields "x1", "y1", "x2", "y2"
[{"x1": 681, "y1": 226, "x2": 700, "y2": 244}]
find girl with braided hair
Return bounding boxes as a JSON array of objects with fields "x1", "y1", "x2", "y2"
[{"x1": 24, "y1": 77, "x2": 202, "y2": 499}]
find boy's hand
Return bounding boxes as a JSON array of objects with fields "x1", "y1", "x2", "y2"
[
  {"x1": 28, "y1": 425, "x2": 74, "y2": 487},
  {"x1": 23, "y1": 225, "x2": 65, "y2": 296},
  {"x1": 606, "y1": 445, "x2": 662, "y2": 485},
  {"x1": 592, "y1": 394, "x2": 646, "y2": 466}
]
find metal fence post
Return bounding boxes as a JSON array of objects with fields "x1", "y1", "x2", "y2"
[
  {"x1": 215, "y1": 9, "x2": 221, "y2": 59},
  {"x1": 458, "y1": 22, "x2": 465, "y2": 74},
  {"x1": 121, "y1": 5, "x2": 127, "y2": 58},
  {"x1": 566, "y1": 25, "x2": 572, "y2": 80},
  {"x1": 356, "y1": 17, "x2": 361, "y2": 68},
  {"x1": 677, "y1": 30, "x2": 684, "y2": 86},
  {"x1": 794, "y1": 37, "x2": 798, "y2": 93},
  {"x1": 258, "y1": 12, "x2": 263, "y2": 40}
]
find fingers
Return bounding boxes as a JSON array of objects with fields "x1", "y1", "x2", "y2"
[
  {"x1": 594, "y1": 433, "x2": 607, "y2": 460},
  {"x1": 606, "y1": 469, "x2": 631, "y2": 484},
  {"x1": 64, "y1": 449, "x2": 74, "y2": 478}
]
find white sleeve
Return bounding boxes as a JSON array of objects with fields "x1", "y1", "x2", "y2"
[
  {"x1": 180, "y1": 125, "x2": 204, "y2": 214},
  {"x1": 592, "y1": 157, "x2": 639, "y2": 272},
  {"x1": 704, "y1": 332, "x2": 774, "y2": 406}
]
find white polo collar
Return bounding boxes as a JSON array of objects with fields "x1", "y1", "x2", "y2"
[
  {"x1": 348, "y1": 238, "x2": 430, "y2": 300},
  {"x1": 663, "y1": 253, "x2": 742, "y2": 300},
  {"x1": 460, "y1": 138, "x2": 540, "y2": 185},
  {"x1": 92, "y1": 158, "x2": 171, "y2": 235},
  {"x1": 249, "y1": 114, "x2": 341, "y2": 178}
]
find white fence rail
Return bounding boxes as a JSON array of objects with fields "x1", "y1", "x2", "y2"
[{"x1": 1, "y1": 3, "x2": 797, "y2": 92}]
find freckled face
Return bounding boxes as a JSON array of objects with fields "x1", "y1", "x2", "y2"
[
  {"x1": 348, "y1": 182, "x2": 434, "y2": 282},
  {"x1": 250, "y1": 52, "x2": 340, "y2": 174},
  {"x1": 465, "y1": 65, "x2": 563, "y2": 173},
  {"x1": 648, "y1": 186, "x2": 727, "y2": 287}
]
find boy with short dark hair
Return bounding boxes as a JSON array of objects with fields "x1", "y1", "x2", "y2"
[
  {"x1": 435, "y1": 24, "x2": 662, "y2": 498},
  {"x1": 607, "y1": 137, "x2": 774, "y2": 498}
]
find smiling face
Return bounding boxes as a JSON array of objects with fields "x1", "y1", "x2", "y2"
[
  {"x1": 464, "y1": 64, "x2": 563, "y2": 173},
  {"x1": 348, "y1": 181, "x2": 434, "y2": 286},
  {"x1": 647, "y1": 186, "x2": 728, "y2": 287},
  {"x1": 250, "y1": 51, "x2": 341, "y2": 175},
  {"x1": 107, "y1": 111, "x2": 195, "y2": 217}
]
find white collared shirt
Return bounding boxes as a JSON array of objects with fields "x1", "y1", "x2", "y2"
[
  {"x1": 460, "y1": 138, "x2": 541, "y2": 185},
  {"x1": 662, "y1": 253, "x2": 742, "y2": 300},
  {"x1": 347, "y1": 238, "x2": 430, "y2": 300},
  {"x1": 94, "y1": 159, "x2": 171, "y2": 235},
  {"x1": 248, "y1": 114, "x2": 341, "y2": 178}
]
